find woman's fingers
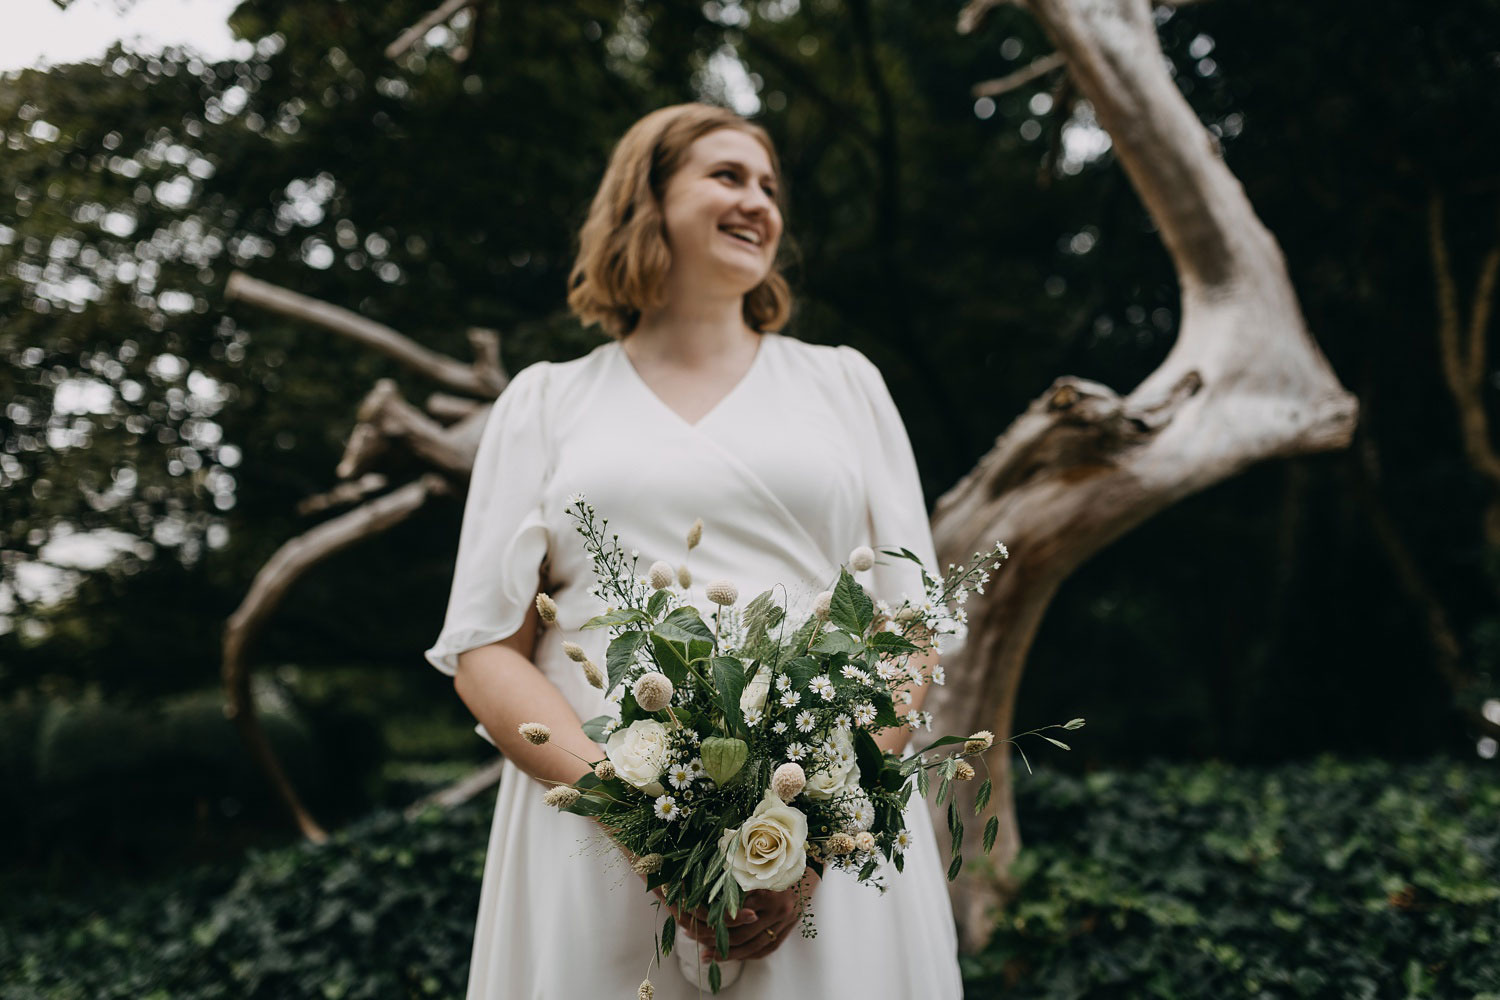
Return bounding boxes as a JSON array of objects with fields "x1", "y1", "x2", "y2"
[{"x1": 727, "y1": 911, "x2": 801, "y2": 961}]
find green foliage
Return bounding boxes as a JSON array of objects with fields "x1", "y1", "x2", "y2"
[
  {"x1": 964, "y1": 756, "x2": 1500, "y2": 999},
  {"x1": 5, "y1": 757, "x2": 1495, "y2": 998}
]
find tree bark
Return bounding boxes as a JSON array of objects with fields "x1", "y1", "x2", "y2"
[{"x1": 936, "y1": 0, "x2": 1359, "y2": 950}]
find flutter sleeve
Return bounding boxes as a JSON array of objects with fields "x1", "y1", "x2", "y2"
[
  {"x1": 835, "y1": 345, "x2": 966, "y2": 658},
  {"x1": 424, "y1": 361, "x2": 553, "y2": 675}
]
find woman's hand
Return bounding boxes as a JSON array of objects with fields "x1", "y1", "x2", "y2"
[
  {"x1": 643, "y1": 880, "x2": 764, "y2": 952},
  {"x1": 700, "y1": 866, "x2": 820, "y2": 962}
]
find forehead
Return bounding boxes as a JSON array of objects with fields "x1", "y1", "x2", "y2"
[{"x1": 683, "y1": 128, "x2": 774, "y2": 175}]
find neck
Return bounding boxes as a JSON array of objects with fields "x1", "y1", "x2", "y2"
[{"x1": 626, "y1": 298, "x2": 760, "y2": 365}]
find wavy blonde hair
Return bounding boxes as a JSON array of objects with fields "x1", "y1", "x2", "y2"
[{"x1": 566, "y1": 103, "x2": 796, "y2": 339}]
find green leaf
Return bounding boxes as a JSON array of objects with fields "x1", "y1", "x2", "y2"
[
  {"x1": 649, "y1": 633, "x2": 691, "y2": 688},
  {"x1": 858, "y1": 858, "x2": 878, "y2": 881},
  {"x1": 580, "y1": 715, "x2": 615, "y2": 742},
  {"x1": 982, "y1": 816, "x2": 999, "y2": 853},
  {"x1": 810, "y1": 630, "x2": 858, "y2": 655},
  {"x1": 656, "y1": 606, "x2": 714, "y2": 643},
  {"x1": 893, "y1": 851, "x2": 905, "y2": 873},
  {"x1": 580, "y1": 608, "x2": 652, "y2": 630},
  {"x1": 975, "y1": 778, "x2": 992, "y2": 814},
  {"x1": 912, "y1": 734, "x2": 970, "y2": 756},
  {"x1": 661, "y1": 915, "x2": 675, "y2": 957},
  {"x1": 829, "y1": 568, "x2": 874, "y2": 633},
  {"x1": 947, "y1": 853, "x2": 963, "y2": 881},
  {"x1": 647, "y1": 589, "x2": 671, "y2": 620},
  {"x1": 710, "y1": 656, "x2": 747, "y2": 733},
  {"x1": 916, "y1": 765, "x2": 930, "y2": 799},
  {"x1": 782, "y1": 656, "x2": 818, "y2": 690},
  {"x1": 866, "y1": 631, "x2": 920, "y2": 654},
  {"x1": 709, "y1": 961, "x2": 722, "y2": 994},
  {"x1": 606, "y1": 631, "x2": 648, "y2": 692},
  {"x1": 1043, "y1": 736, "x2": 1071, "y2": 750},
  {"x1": 948, "y1": 800, "x2": 961, "y2": 841}
]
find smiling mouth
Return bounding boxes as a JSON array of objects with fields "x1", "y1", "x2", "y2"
[{"x1": 720, "y1": 229, "x2": 762, "y2": 250}]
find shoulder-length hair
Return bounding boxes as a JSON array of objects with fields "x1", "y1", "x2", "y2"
[{"x1": 566, "y1": 102, "x2": 796, "y2": 340}]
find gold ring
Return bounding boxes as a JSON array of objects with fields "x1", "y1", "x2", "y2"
[{"x1": 766, "y1": 928, "x2": 776, "y2": 939}]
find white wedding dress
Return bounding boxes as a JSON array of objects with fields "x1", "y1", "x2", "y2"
[{"x1": 425, "y1": 331, "x2": 964, "y2": 999}]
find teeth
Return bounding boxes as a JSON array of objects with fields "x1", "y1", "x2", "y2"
[{"x1": 721, "y1": 226, "x2": 761, "y2": 246}]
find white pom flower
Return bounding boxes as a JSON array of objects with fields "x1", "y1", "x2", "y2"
[
  {"x1": 543, "y1": 785, "x2": 580, "y2": 808},
  {"x1": 954, "y1": 760, "x2": 976, "y2": 781},
  {"x1": 965, "y1": 730, "x2": 995, "y2": 755},
  {"x1": 593, "y1": 760, "x2": 616, "y2": 780},
  {"x1": 705, "y1": 580, "x2": 738, "y2": 606},
  {"x1": 854, "y1": 831, "x2": 876, "y2": 853},
  {"x1": 535, "y1": 593, "x2": 558, "y2": 624},
  {"x1": 632, "y1": 671, "x2": 674, "y2": 712},
  {"x1": 771, "y1": 761, "x2": 806, "y2": 801},
  {"x1": 811, "y1": 590, "x2": 833, "y2": 620},
  {"x1": 676, "y1": 564, "x2": 692, "y2": 588},
  {"x1": 827, "y1": 832, "x2": 855, "y2": 856},
  {"x1": 582, "y1": 658, "x2": 605, "y2": 690},
  {"x1": 849, "y1": 546, "x2": 875, "y2": 572},
  {"x1": 647, "y1": 560, "x2": 674, "y2": 590},
  {"x1": 517, "y1": 723, "x2": 551, "y2": 745}
]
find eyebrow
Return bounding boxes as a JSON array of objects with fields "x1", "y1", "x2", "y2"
[{"x1": 708, "y1": 160, "x2": 778, "y2": 186}]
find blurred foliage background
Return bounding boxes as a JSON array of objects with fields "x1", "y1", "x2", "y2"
[{"x1": 0, "y1": 0, "x2": 1497, "y2": 930}]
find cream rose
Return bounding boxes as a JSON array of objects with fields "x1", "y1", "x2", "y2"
[
  {"x1": 605, "y1": 719, "x2": 670, "y2": 796},
  {"x1": 804, "y1": 728, "x2": 861, "y2": 801},
  {"x1": 738, "y1": 668, "x2": 771, "y2": 717},
  {"x1": 718, "y1": 788, "x2": 808, "y2": 892}
]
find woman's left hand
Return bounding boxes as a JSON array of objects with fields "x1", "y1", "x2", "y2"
[{"x1": 703, "y1": 866, "x2": 820, "y2": 962}]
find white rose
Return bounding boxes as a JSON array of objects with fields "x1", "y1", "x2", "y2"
[
  {"x1": 718, "y1": 789, "x2": 808, "y2": 892},
  {"x1": 804, "y1": 728, "x2": 861, "y2": 801},
  {"x1": 739, "y1": 668, "x2": 770, "y2": 717},
  {"x1": 605, "y1": 719, "x2": 670, "y2": 796}
]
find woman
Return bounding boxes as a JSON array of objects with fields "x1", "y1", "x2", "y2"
[{"x1": 425, "y1": 102, "x2": 963, "y2": 998}]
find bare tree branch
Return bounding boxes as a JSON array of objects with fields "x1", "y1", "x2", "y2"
[
  {"x1": 222, "y1": 474, "x2": 452, "y2": 843},
  {"x1": 226, "y1": 271, "x2": 505, "y2": 398},
  {"x1": 386, "y1": 0, "x2": 476, "y2": 62},
  {"x1": 972, "y1": 52, "x2": 1066, "y2": 98},
  {"x1": 337, "y1": 378, "x2": 488, "y2": 480},
  {"x1": 934, "y1": 0, "x2": 1358, "y2": 950},
  {"x1": 296, "y1": 473, "x2": 389, "y2": 517},
  {"x1": 403, "y1": 758, "x2": 506, "y2": 820}
]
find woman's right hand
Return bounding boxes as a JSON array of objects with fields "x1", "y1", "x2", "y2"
[{"x1": 640, "y1": 875, "x2": 762, "y2": 955}]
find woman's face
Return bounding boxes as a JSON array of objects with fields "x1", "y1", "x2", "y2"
[{"x1": 658, "y1": 127, "x2": 783, "y2": 296}]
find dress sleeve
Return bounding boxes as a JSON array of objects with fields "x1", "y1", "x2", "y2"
[
  {"x1": 424, "y1": 361, "x2": 553, "y2": 676},
  {"x1": 836, "y1": 345, "x2": 966, "y2": 658}
]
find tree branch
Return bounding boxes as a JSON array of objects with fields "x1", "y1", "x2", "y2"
[
  {"x1": 225, "y1": 271, "x2": 505, "y2": 398},
  {"x1": 386, "y1": 0, "x2": 476, "y2": 62},
  {"x1": 972, "y1": 52, "x2": 1067, "y2": 98}
]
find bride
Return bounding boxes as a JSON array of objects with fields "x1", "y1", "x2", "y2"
[{"x1": 426, "y1": 101, "x2": 963, "y2": 998}]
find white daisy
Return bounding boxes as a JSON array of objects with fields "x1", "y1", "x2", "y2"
[
  {"x1": 666, "y1": 764, "x2": 694, "y2": 790},
  {"x1": 687, "y1": 757, "x2": 705, "y2": 779},
  {"x1": 876, "y1": 663, "x2": 902, "y2": 682},
  {"x1": 779, "y1": 689, "x2": 802, "y2": 709},
  {"x1": 775, "y1": 674, "x2": 793, "y2": 692},
  {"x1": 654, "y1": 795, "x2": 680, "y2": 821},
  {"x1": 785, "y1": 742, "x2": 809, "y2": 761},
  {"x1": 899, "y1": 690, "x2": 913, "y2": 706},
  {"x1": 931, "y1": 666, "x2": 945, "y2": 685},
  {"x1": 771, "y1": 720, "x2": 789, "y2": 734},
  {"x1": 809, "y1": 675, "x2": 835, "y2": 700},
  {"x1": 743, "y1": 706, "x2": 764, "y2": 727},
  {"x1": 845, "y1": 797, "x2": 875, "y2": 832},
  {"x1": 892, "y1": 829, "x2": 913, "y2": 854},
  {"x1": 853, "y1": 702, "x2": 877, "y2": 726},
  {"x1": 602, "y1": 719, "x2": 620, "y2": 736},
  {"x1": 834, "y1": 714, "x2": 852, "y2": 732},
  {"x1": 795, "y1": 710, "x2": 816, "y2": 732}
]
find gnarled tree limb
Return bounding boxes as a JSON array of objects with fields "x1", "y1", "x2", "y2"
[
  {"x1": 225, "y1": 271, "x2": 505, "y2": 397},
  {"x1": 934, "y1": 0, "x2": 1358, "y2": 950}
]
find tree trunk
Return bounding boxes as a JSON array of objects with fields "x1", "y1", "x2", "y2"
[{"x1": 937, "y1": 0, "x2": 1359, "y2": 950}]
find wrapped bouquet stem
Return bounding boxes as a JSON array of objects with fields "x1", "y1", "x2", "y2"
[{"x1": 525, "y1": 495, "x2": 1084, "y2": 994}]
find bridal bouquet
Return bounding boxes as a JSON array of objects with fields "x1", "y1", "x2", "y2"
[{"x1": 522, "y1": 495, "x2": 1083, "y2": 995}]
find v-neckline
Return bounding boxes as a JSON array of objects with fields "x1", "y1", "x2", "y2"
[{"x1": 616, "y1": 332, "x2": 772, "y2": 430}]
